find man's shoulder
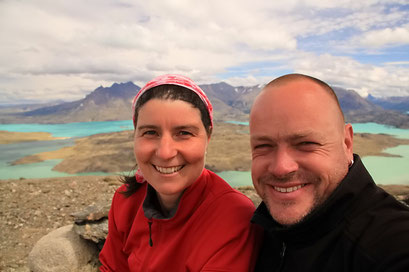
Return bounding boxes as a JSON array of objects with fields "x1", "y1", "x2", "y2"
[{"x1": 343, "y1": 186, "x2": 409, "y2": 266}]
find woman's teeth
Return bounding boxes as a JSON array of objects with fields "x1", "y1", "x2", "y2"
[
  {"x1": 155, "y1": 165, "x2": 183, "y2": 174},
  {"x1": 274, "y1": 184, "x2": 304, "y2": 193}
]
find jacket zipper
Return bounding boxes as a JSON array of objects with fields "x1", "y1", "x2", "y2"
[
  {"x1": 277, "y1": 242, "x2": 286, "y2": 271},
  {"x1": 148, "y1": 219, "x2": 153, "y2": 247}
]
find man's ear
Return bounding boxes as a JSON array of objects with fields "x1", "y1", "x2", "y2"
[{"x1": 343, "y1": 123, "x2": 354, "y2": 161}]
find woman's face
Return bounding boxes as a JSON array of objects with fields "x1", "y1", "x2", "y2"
[{"x1": 134, "y1": 98, "x2": 210, "y2": 206}]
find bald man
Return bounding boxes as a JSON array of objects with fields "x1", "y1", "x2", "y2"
[{"x1": 250, "y1": 74, "x2": 409, "y2": 271}]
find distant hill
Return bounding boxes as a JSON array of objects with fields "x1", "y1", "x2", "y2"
[
  {"x1": 1, "y1": 81, "x2": 409, "y2": 128},
  {"x1": 333, "y1": 87, "x2": 409, "y2": 128},
  {"x1": 200, "y1": 83, "x2": 259, "y2": 121},
  {"x1": 0, "y1": 82, "x2": 139, "y2": 124},
  {"x1": 367, "y1": 95, "x2": 409, "y2": 114}
]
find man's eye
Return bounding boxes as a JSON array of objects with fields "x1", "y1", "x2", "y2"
[
  {"x1": 299, "y1": 141, "x2": 316, "y2": 145},
  {"x1": 253, "y1": 144, "x2": 271, "y2": 150},
  {"x1": 297, "y1": 141, "x2": 320, "y2": 151}
]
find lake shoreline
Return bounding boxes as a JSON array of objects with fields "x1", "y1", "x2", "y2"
[
  {"x1": 1, "y1": 122, "x2": 409, "y2": 183},
  {"x1": 6, "y1": 128, "x2": 409, "y2": 170}
]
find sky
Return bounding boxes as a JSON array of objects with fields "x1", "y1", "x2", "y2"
[{"x1": 0, "y1": 0, "x2": 409, "y2": 105}]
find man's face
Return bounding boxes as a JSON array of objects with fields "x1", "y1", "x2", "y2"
[{"x1": 250, "y1": 80, "x2": 353, "y2": 226}]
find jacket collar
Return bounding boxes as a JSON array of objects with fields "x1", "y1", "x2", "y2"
[
  {"x1": 251, "y1": 154, "x2": 377, "y2": 244},
  {"x1": 142, "y1": 168, "x2": 209, "y2": 221}
]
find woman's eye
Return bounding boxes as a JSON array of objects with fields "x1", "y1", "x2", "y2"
[
  {"x1": 178, "y1": 131, "x2": 193, "y2": 136},
  {"x1": 142, "y1": 130, "x2": 157, "y2": 136}
]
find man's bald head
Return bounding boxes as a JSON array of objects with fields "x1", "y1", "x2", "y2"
[{"x1": 263, "y1": 73, "x2": 345, "y2": 122}]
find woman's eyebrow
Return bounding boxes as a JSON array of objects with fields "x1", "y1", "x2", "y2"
[
  {"x1": 136, "y1": 125, "x2": 158, "y2": 130},
  {"x1": 174, "y1": 125, "x2": 200, "y2": 131}
]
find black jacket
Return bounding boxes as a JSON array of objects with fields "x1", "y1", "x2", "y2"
[{"x1": 252, "y1": 154, "x2": 409, "y2": 272}]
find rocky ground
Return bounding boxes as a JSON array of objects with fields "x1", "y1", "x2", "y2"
[
  {"x1": 1, "y1": 175, "x2": 408, "y2": 272},
  {"x1": 0, "y1": 175, "x2": 122, "y2": 271}
]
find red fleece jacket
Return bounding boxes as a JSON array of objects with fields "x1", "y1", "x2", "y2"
[{"x1": 99, "y1": 169, "x2": 261, "y2": 271}]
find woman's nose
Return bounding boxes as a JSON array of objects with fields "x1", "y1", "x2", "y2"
[{"x1": 155, "y1": 135, "x2": 177, "y2": 159}]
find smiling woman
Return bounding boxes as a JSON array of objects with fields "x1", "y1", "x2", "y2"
[
  {"x1": 133, "y1": 98, "x2": 209, "y2": 212},
  {"x1": 99, "y1": 74, "x2": 261, "y2": 272}
]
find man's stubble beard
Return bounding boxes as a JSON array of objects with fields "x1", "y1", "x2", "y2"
[{"x1": 259, "y1": 171, "x2": 322, "y2": 226}]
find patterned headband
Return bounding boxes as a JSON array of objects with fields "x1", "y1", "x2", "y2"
[{"x1": 132, "y1": 74, "x2": 213, "y2": 128}]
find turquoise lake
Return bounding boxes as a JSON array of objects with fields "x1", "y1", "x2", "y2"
[{"x1": 0, "y1": 121, "x2": 408, "y2": 186}]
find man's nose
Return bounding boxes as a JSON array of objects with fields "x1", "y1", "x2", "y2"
[
  {"x1": 156, "y1": 134, "x2": 177, "y2": 159},
  {"x1": 268, "y1": 148, "x2": 298, "y2": 178}
]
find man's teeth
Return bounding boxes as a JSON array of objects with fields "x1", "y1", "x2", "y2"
[
  {"x1": 274, "y1": 184, "x2": 304, "y2": 193},
  {"x1": 155, "y1": 165, "x2": 183, "y2": 174}
]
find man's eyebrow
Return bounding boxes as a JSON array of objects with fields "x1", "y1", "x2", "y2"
[
  {"x1": 250, "y1": 132, "x2": 317, "y2": 142},
  {"x1": 288, "y1": 133, "x2": 311, "y2": 140},
  {"x1": 250, "y1": 135, "x2": 273, "y2": 142}
]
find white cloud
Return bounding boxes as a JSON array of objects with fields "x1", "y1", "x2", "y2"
[
  {"x1": 290, "y1": 52, "x2": 409, "y2": 97},
  {"x1": 0, "y1": 0, "x2": 408, "y2": 104},
  {"x1": 356, "y1": 25, "x2": 409, "y2": 48},
  {"x1": 384, "y1": 61, "x2": 409, "y2": 66}
]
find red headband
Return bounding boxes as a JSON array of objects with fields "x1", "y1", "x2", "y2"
[{"x1": 132, "y1": 74, "x2": 213, "y2": 128}]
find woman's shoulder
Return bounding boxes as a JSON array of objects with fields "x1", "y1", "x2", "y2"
[{"x1": 204, "y1": 169, "x2": 255, "y2": 209}]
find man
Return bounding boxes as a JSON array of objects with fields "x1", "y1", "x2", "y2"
[{"x1": 250, "y1": 73, "x2": 409, "y2": 271}]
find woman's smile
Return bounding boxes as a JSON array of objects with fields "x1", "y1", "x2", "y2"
[{"x1": 154, "y1": 165, "x2": 185, "y2": 174}]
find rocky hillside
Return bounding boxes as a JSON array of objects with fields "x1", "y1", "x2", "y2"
[{"x1": 333, "y1": 87, "x2": 409, "y2": 128}]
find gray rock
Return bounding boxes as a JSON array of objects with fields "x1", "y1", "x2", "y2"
[
  {"x1": 71, "y1": 202, "x2": 110, "y2": 247},
  {"x1": 28, "y1": 225, "x2": 99, "y2": 272},
  {"x1": 71, "y1": 202, "x2": 110, "y2": 224},
  {"x1": 73, "y1": 218, "x2": 108, "y2": 246}
]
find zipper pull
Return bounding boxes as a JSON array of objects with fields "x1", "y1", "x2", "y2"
[
  {"x1": 281, "y1": 242, "x2": 286, "y2": 258},
  {"x1": 148, "y1": 219, "x2": 153, "y2": 247},
  {"x1": 276, "y1": 242, "x2": 287, "y2": 271}
]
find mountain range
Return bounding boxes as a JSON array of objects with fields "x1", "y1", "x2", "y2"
[
  {"x1": 1, "y1": 81, "x2": 408, "y2": 128},
  {"x1": 367, "y1": 95, "x2": 409, "y2": 114}
]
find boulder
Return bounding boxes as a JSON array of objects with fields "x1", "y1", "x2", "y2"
[{"x1": 28, "y1": 225, "x2": 99, "y2": 272}]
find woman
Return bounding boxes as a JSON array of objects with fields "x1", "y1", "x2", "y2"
[{"x1": 99, "y1": 74, "x2": 260, "y2": 271}]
